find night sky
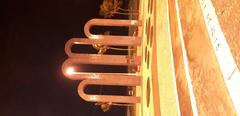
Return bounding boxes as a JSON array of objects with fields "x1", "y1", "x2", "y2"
[{"x1": 1, "y1": 0, "x2": 129, "y2": 115}]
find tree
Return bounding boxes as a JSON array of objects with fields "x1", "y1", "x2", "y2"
[
  {"x1": 99, "y1": 0, "x2": 138, "y2": 18},
  {"x1": 95, "y1": 102, "x2": 135, "y2": 112},
  {"x1": 92, "y1": 31, "x2": 136, "y2": 54}
]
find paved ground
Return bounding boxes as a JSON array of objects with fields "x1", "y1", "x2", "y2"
[
  {"x1": 212, "y1": 0, "x2": 240, "y2": 69},
  {"x1": 135, "y1": 0, "x2": 238, "y2": 115},
  {"x1": 177, "y1": 0, "x2": 236, "y2": 115}
]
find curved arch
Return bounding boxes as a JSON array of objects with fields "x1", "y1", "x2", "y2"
[
  {"x1": 65, "y1": 38, "x2": 141, "y2": 57},
  {"x1": 84, "y1": 19, "x2": 142, "y2": 46},
  {"x1": 64, "y1": 38, "x2": 141, "y2": 64},
  {"x1": 78, "y1": 76, "x2": 141, "y2": 103},
  {"x1": 62, "y1": 38, "x2": 141, "y2": 80},
  {"x1": 62, "y1": 58, "x2": 140, "y2": 80}
]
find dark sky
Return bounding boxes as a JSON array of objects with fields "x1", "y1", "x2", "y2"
[{"x1": 0, "y1": 0, "x2": 128, "y2": 115}]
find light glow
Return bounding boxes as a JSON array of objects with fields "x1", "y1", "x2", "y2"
[
  {"x1": 90, "y1": 96, "x2": 97, "y2": 101},
  {"x1": 131, "y1": 20, "x2": 137, "y2": 25},
  {"x1": 66, "y1": 67, "x2": 74, "y2": 75}
]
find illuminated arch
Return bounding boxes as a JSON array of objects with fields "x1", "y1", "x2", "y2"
[
  {"x1": 62, "y1": 18, "x2": 142, "y2": 104},
  {"x1": 78, "y1": 75, "x2": 141, "y2": 103},
  {"x1": 62, "y1": 38, "x2": 141, "y2": 80},
  {"x1": 84, "y1": 18, "x2": 142, "y2": 44}
]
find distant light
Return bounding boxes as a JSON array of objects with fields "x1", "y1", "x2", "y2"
[
  {"x1": 131, "y1": 20, "x2": 137, "y2": 25},
  {"x1": 66, "y1": 67, "x2": 74, "y2": 75},
  {"x1": 90, "y1": 96, "x2": 97, "y2": 101},
  {"x1": 90, "y1": 35, "x2": 99, "y2": 39}
]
